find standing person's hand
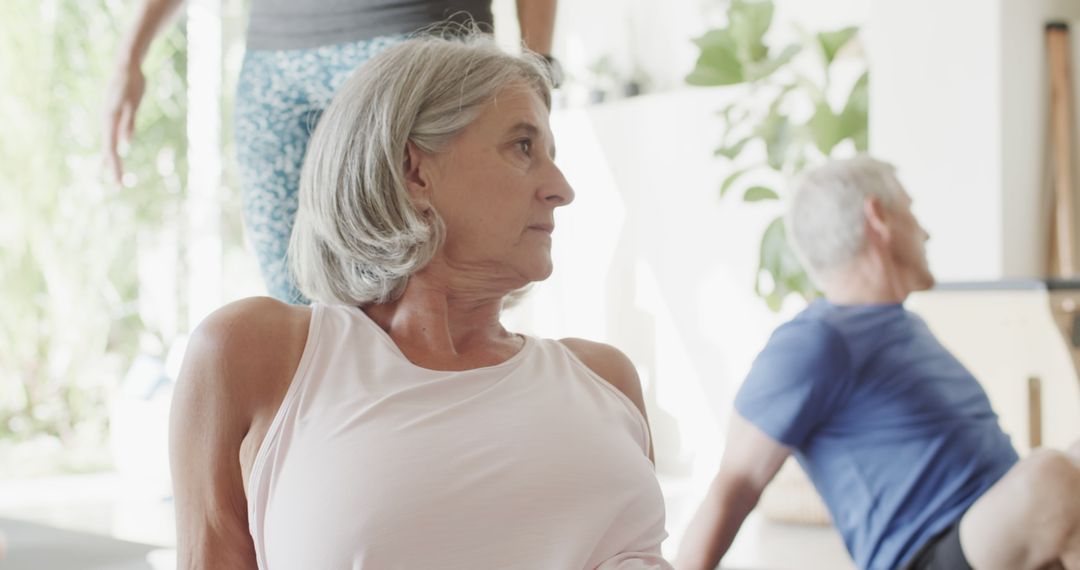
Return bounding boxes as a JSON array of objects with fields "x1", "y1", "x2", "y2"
[
  {"x1": 103, "y1": 63, "x2": 146, "y2": 185},
  {"x1": 100, "y1": 0, "x2": 185, "y2": 185}
]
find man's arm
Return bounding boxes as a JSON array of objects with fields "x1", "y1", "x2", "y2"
[
  {"x1": 516, "y1": 0, "x2": 556, "y2": 55},
  {"x1": 675, "y1": 413, "x2": 792, "y2": 570}
]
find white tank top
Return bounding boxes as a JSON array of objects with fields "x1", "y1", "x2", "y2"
[{"x1": 247, "y1": 303, "x2": 672, "y2": 569}]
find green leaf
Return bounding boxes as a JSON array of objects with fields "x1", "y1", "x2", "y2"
[
  {"x1": 716, "y1": 102, "x2": 737, "y2": 122},
  {"x1": 754, "y1": 218, "x2": 814, "y2": 311},
  {"x1": 729, "y1": 0, "x2": 774, "y2": 64},
  {"x1": 817, "y1": 26, "x2": 858, "y2": 65},
  {"x1": 745, "y1": 44, "x2": 801, "y2": 82},
  {"x1": 757, "y1": 111, "x2": 792, "y2": 170},
  {"x1": 743, "y1": 186, "x2": 779, "y2": 201},
  {"x1": 793, "y1": 270, "x2": 817, "y2": 301},
  {"x1": 841, "y1": 71, "x2": 869, "y2": 119},
  {"x1": 714, "y1": 137, "x2": 751, "y2": 160},
  {"x1": 729, "y1": 107, "x2": 753, "y2": 129},
  {"x1": 807, "y1": 102, "x2": 845, "y2": 156},
  {"x1": 850, "y1": 127, "x2": 869, "y2": 152},
  {"x1": 758, "y1": 218, "x2": 788, "y2": 275},
  {"x1": 687, "y1": 30, "x2": 744, "y2": 86},
  {"x1": 720, "y1": 166, "x2": 753, "y2": 198},
  {"x1": 840, "y1": 71, "x2": 870, "y2": 151}
]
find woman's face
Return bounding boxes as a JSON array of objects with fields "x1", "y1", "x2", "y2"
[{"x1": 422, "y1": 81, "x2": 574, "y2": 287}]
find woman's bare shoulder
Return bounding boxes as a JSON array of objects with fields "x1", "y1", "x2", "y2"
[
  {"x1": 558, "y1": 338, "x2": 653, "y2": 461},
  {"x1": 557, "y1": 338, "x2": 646, "y2": 417},
  {"x1": 179, "y1": 296, "x2": 312, "y2": 415},
  {"x1": 171, "y1": 297, "x2": 310, "y2": 567}
]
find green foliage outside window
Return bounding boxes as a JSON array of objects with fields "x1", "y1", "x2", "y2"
[{"x1": 0, "y1": 0, "x2": 188, "y2": 476}]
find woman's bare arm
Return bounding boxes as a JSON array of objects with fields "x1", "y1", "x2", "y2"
[{"x1": 170, "y1": 298, "x2": 308, "y2": 569}]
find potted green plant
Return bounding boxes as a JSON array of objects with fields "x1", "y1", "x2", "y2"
[{"x1": 687, "y1": 0, "x2": 868, "y2": 310}]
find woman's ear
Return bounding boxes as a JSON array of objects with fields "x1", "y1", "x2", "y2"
[{"x1": 403, "y1": 140, "x2": 433, "y2": 210}]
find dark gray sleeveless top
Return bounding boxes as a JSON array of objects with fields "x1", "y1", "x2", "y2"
[{"x1": 247, "y1": 0, "x2": 494, "y2": 51}]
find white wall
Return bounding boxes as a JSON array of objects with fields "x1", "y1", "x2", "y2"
[
  {"x1": 868, "y1": 0, "x2": 1003, "y2": 279},
  {"x1": 1001, "y1": 0, "x2": 1080, "y2": 277},
  {"x1": 870, "y1": 0, "x2": 1080, "y2": 280}
]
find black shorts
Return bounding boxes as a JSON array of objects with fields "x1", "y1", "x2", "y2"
[{"x1": 900, "y1": 521, "x2": 973, "y2": 570}]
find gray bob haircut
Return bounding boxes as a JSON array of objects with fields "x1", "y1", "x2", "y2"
[
  {"x1": 288, "y1": 33, "x2": 553, "y2": 306},
  {"x1": 785, "y1": 155, "x2": 903, "y2": 284}
]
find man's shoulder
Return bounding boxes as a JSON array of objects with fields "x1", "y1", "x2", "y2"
[
  {"x1": 736, "y1": 308, "x2": 856, "y2": 396},
  {"x1": 768, "y1": 306, "x2": 850, "y2": 358},
  {"x1": 776, "y1": 300, "x2": 922, "y2": 360},
  {"x1": 735, "y1": 305, "x2": 857, "y2": 449}
]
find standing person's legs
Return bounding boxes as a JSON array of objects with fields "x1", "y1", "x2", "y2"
[
  {"x1": 958, "y1": 443, "x2": 1080, "y2": 570},
  {"x1": 235, "y1": 49, "x2": 315, "y2": 304},
  {"x1": 234, "y1": 36, "x2": 407, "y2": 304}
]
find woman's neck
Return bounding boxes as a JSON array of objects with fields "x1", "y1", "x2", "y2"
[{"x1": 364, "y1": 268, "x2": 518, "y2": 359}]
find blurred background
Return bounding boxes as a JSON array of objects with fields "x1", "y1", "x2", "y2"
[{"x1": 3, "y1": 0, "x2": 1080, "y2": 568}]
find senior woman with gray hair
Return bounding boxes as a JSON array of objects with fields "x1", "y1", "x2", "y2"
[{"x1": 170, "y1": 34, "x2": 672, "y2": 569}]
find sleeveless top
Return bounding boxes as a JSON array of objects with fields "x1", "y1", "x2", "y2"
[
  {"x1": 247, "y1": 304, "x2": 673, "y2": 569},
  {"x1": 246, "y1": 0, "x2": 494, "y2": 50}
]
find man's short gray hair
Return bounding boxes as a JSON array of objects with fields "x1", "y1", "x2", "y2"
[
  {"x1": 786, "y1": 155, "x2": 903, "y2": 283},
  {"x1": 288, "y1": 33, "x2": 553, "y2": 306}
]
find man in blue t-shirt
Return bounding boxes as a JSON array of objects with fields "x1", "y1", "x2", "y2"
[{"x1": 676, "y1": 156, "x2": 1080, "y2": 570}]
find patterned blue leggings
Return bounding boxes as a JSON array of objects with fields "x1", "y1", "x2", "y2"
[{"x1": 235, "y1": 35, "x2": 404, "y2": 304}]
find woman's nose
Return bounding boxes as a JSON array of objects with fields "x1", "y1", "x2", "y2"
[{"x1": 542, "y1": 166, "x2": 575, "y2": 206}]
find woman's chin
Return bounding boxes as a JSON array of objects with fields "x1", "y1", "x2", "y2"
[
  {"x1": 517, "y1": 254, "x2": 554, "y2": 281},
  {"x1": 533, "y1": 260, "x2": 555, "y2": 281},
  {"x1": 515, "y1": 267, "x2": 552, "y2": 286}
]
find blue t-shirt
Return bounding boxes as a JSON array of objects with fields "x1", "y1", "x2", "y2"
[{"x1": 735, "y1": 299, "x2": 1018, "y2": 570}]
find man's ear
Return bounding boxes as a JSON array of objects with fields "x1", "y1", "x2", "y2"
[
  {"x1": 403, "y1": 140, "x2": 433, "y2": 210},
  {"x1": 864, "y1": 195, "x2": 891, "y2": 246}
]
